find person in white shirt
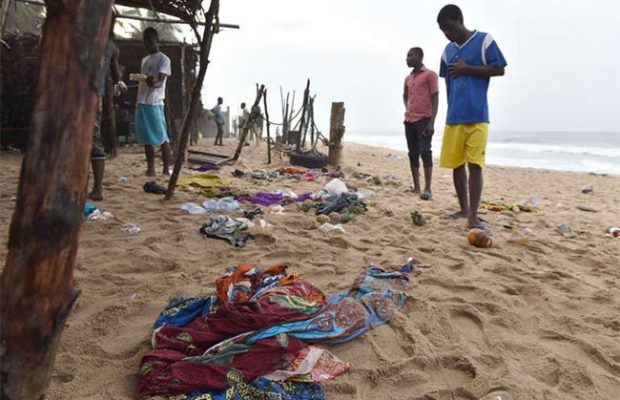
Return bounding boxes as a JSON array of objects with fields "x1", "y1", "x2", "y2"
[{"x1": 135, "y1": 28, "x2": 172, "y2": 176}]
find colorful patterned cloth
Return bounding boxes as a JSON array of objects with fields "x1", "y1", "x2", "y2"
[{"x1": 138, "y1": 262, "x2": 414, "y2": 398}]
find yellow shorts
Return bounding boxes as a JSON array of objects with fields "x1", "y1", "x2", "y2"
[{"x1": 439, "y1": 123, "x2": 489, "y2": 169}]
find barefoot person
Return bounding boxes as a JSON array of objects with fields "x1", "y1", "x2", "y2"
[
  {"x1": 437, "y1": 4, "x2": 507, "y2": 229},
  {"x1": 135, "y1": 27, "x2": 172, "y2": 176},
  {"x1": 89, "y1": 16, "x2": 126, "y2": 200},
  {"x1": 403, "y1": 47, "x2": 439, "y2": 200}
]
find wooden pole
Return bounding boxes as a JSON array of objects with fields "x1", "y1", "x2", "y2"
[
  {"x1": 263, "y1": 88, "x2": 272, "y2": 164},
  {"x1": 0, "y1": 2, "x2": 113, "y2": 399},
  {"x1": 327, "y1": 102, "x2": 346, "y2": 166},
  {"x1": 232, "y1": 85, "x2": 264, "y2": 162},
  {"x1": 283, "y1": 92, "x2": 289, "y2": 144},
  {"x1": 165, "y1": 0, "x2": 219, "y2": 200},
  {"x1": 295, "y1": 79, "x2": 310, "y2": 153}
]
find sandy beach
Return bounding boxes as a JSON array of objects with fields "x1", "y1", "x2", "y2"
[{"x1": 1, "y1": 139, "x2": 619, "y2": 400}]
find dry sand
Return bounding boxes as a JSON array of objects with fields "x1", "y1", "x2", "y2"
[{"x1": 1, "y1": 140, "x2": 619, "y2": 400}]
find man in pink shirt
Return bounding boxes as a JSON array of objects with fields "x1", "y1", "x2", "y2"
[{"x1": 403, "y1": 47, "x2": 439, "y2": 200}]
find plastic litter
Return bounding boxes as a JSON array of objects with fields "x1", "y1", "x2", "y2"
[
  {"x1": 259, "y1": 219, "x2": 273, "y2": 228},
  {"x1": 318, "y1": 223, "x2": 347, "y2": 234},
  {"x1": 607, "y1": 227, "x2": 620, "y2": 238},
  {"x1": 180, "y1": 202, "x2": 208, "y2": 215},
  {"x1": 581, "y1": 185, "x2": 594, "y2": 194},
  {"x1": 87, "y1": 209, "x2": 114, "y2": 221},
  {"x1": 121, "y1": 223, "x2": 141, "y2": 234},
  {"x1": 119, "y1": 176, "x2": 128, "y2": 184},
  {"x1": 324, "y1": 178, "x2": 348, "y2": 196},
  {"x1": 555, "y1": 222, "x2": 576, "y2": 238},
  {"x1": 202, "y1": 197, "x2": 240, "y2": 212},
  {"x1": 270, "y1": 205, "x2": 285, "y2": 215}
]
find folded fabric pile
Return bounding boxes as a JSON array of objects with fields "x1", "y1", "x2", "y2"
[
  {"x1": 138, "y1": 262, "x2": 414, "y2": 399},
  {"x1": 200, "y1": 216, "x2": 252, "y2": 247}
]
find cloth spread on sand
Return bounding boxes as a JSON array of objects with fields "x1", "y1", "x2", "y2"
[
  {"x1": 178, "y1": 173, "x2": 246, "y2": 198},
  {"x1": 315, "y1": 193, "x2": 367, "y2": 216},
  {"x1": 236, "y1": 192, "x2": 314, "y2": 207},
  {"x1": 138, "y1": 263, "x2": 414, "y2": 398}
]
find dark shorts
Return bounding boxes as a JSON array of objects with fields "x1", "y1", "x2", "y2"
[
  {"x1": 91, "y1": 96, "x2": 105, "y2": 160},
  {"x1": 404, "y1": 118, "x2": 433, "y2": 168}
]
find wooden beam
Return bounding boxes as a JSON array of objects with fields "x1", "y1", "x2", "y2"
[
  {"x1": 13, "y1": 0, "x2": 240, "y2": 29},
  {"x1": 0, "y1": 1, "x2": 114, "y2": 399},
  {"x1": 327, "y1": 102, "x2": 346, "y2": 166},
  {"x1": 165, "y1": 0, "x2": 219, "y2": 200}
]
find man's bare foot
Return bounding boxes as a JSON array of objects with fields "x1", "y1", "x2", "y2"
[
  {"x1": 88, "y1": 189, "x2": 103, "y2": 201},
  {"x1": 146, "y1": 169, "x2": 156, "y2": 177},
  {"x1": 444, "y1": 210, "x2": 467, "y2": 220}
]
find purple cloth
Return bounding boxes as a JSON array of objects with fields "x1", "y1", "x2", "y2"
[
  {"x1": 295, "y1": 193, "x2": 313, "y2": 202},
  {"x1": 193, "y1": 162, "x2": 220, "y2": 172},
  {"x1": 237, "y1": 192, "x2": 284, "y2": 207}
]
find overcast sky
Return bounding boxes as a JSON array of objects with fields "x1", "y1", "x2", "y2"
[{"x1": 197, "y1": 0, "x2": 619, "y2": 135}]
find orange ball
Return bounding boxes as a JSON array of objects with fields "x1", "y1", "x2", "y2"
[{"x1": 467, "y1": 228, "x2": 492, "y2": 248}]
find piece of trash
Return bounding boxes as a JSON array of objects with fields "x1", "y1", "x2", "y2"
[
  {"x1": 119, "y1": 176, "x2": 128, "y2": 184},
  {"x1": 531, "y1": 199, "x2": 541, "y2": 207},
  {"x1": 410, "y1": 211, "x2": 426, "y2": 226},
  {"x1": 522, "y1": 227, "x2": 533, "y2": 236},
  {"x1": 355, "y1": 190, "x2": 377, "y2": 200},
  {"x1": 271, "y1": 205, "x2": 285, "y2": 215},
  {"x1": 180, "y1": 202, "x2": 208, "y2": 215},
  {"x1": 324, "y1": 178, "x2": 348, "y2": 196},
  {"x1": 318, "y1": 223, "x2": 347, "y2": 234},
  {"x1": 258, "y1": 219, "x2": 273, "y2": 228},
  {"x1": 581, "y1": 185, "x2": 594, "y2": 194},
  {"x1": 121, "y1": 223, "x2": 141, "y2": 234},
  {"x1": 507, "y1": 236, "x2": 529, "y2": 246},
  {"x1": 202, "y1": 197, "x2": 240, "y2": 212},
  {"x1": 383, "y1": 209, "x2": 394, "y2": 217},
  {"x1": 87, "y1": 209, "x2": 114, "y2": 221},
  {"x1": 607, "y1": 227, "x2": 620, "y2": 238},
  {"x1": 576, "y1": 205, "x2": 598, "y2": 213},
  {"x1": 243, "y1": 208, "x2": 264, "y2": 220},
  {"x1": 555, "y1": 222, "x2": 576, "y2": 238},
  {"x1": 129, "y1": 293, "x2": 137, "y2": 300}
]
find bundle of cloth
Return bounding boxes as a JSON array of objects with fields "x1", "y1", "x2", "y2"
[{"x1": 138, "y1": 262, "x2": 415, "y2": 399}]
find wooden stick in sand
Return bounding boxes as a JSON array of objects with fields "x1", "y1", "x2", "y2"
[
  {"x1": 232, "y1": 84, "x2": 265, "y2": 162},
  {"x1": 165, "y1": 0, "x2": 220, "y2": 200},
  {"x1": 263, "y1": 88, "x2": 272, "y2": 164}
]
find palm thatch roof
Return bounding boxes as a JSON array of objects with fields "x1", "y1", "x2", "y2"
[{"x1": 114, "y1": 0, "x2": 204, "y2": 23}]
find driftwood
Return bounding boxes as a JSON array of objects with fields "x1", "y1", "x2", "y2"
[
  {"x1": 165, "y1": 0, "x2": 219, "y2": 200},
  {"x1": 232, "y1": 84, "x2": 265, "y2": 162},
  {"x1": 327, "y1": 102, "x2": 346, "y2": 166},
  {"x1": 0, "y1": 2, "x2": 113, "y2": 399},
  {"x1": 263, "y1": 88, "x2": 272, "y2": 164}
]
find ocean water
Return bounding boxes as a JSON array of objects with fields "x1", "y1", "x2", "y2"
[{"x1": 346, "y1": 130, "x2": 620, "y2": 175}]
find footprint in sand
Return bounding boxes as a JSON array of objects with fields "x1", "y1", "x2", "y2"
[{"x1": 449, "y1": 308, "x2": 489, "y2": 352}]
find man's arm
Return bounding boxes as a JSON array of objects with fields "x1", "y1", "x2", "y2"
[
  {"x1": 448, "y1": 59, "x2": 504, "y2": 78},
  {"x1": 403, "y1": 83, "x2": 408, "y2": 106},
  {"x1": 424, "y1": 93, "x2": 439, "y2": 136}
]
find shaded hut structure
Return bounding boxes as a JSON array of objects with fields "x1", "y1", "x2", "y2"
[{"x1": 0, "y1": 1, "x2": 229, "y2": 398}]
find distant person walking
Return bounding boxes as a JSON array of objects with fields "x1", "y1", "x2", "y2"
[
  {"x1": 403, "y1": 46, "x2": 439, "y2": 200},
  {"x1": 212, "y1": 97, "x2": 225, "y2": 146},
  {"x1": 437, "y1": 4, "x2": 507, "y2": 229}
]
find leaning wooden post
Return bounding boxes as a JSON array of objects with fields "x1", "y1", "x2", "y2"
[
  {"x1": 232, "y1": 85, "x2": 264, "y2": 162},
  {"x1": 165, "y1": 0, "x2": 220, "y2": 200},
  {"x1": 0, "y1": 2, "x2": 113, "y2": 399},
  {"x1": 327, "y1": 102, "x2": 346, "y2": 166},
  {"x1": 295, "y1": 79, "x2": 310, "y2": 153},
  {"x1": 263, "y1": 88, "x2": 272, "y2": 164}
]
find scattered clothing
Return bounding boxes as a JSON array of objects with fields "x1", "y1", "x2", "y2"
[
  {"x1": 202, "y1": 197, "x2": 241, "y2": 212},
  {"x1": 180, "y1": 202, "x2": 208, "y2": 215},
  {"x1": 137, "y1": 262, "x2": 414, "y2": 397},
  {"x1": 194, "y1": 162, "x2": 220, "y2": 172},
  {"x1": 243, "y1": 208, "x2": 264, "y2": 220},
  {"x1": 200, "y1": 216, "x2": 252, "y2": 247}
]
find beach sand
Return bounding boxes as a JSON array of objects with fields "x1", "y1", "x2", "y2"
[{"x1": 1, "y1": 140, "x2": 619, "y2": 400}]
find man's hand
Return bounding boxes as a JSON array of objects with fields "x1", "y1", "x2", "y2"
[
  {"x1": 113, "y1": 81, "x2": 128, "y2": 97},
  {"x1": 448, "y1": 58, "x2": 469, "y2": 78},
  {"x1": 423, "y1": 123, "x2": 435, "y2": 137},
  {"x1": 146, "y1": 76, "x2": 156, "y2": 87}
]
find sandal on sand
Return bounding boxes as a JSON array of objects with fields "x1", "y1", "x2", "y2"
[
  {"x1": 420, "y1": 190, "x2": 432, "y2": 200},
  {"x1": 444, "y1": 211, "x2": 465, "y2": 219},
  {"x1": 468, "y1": 221, "x2": 490, "y2": 232}
]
